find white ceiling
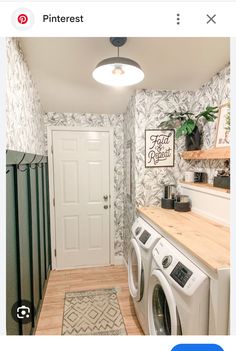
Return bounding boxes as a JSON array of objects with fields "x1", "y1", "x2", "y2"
[{"x1": 20, "y1": 37, "x2": 230, "y2": 114}]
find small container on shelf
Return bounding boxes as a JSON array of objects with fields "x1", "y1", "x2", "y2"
[
  {"x1": 194, "y1": 172, "x2": 208, "y2": 183},
  {"x1": 174, "y1": 195, "x2": 191, "y2": 212},
  {"x1": 161, "y1": 184, "x2": 176, "y2": 209},
  {"x1": 213, "y1": 160, "x2": 230, "y2": 190},
  {"x1": 213, "y1": 176, "x2": 230, "y2": 189},
  {"x1": 161, "y1": 198, "x2": 174, "y2": 209}
]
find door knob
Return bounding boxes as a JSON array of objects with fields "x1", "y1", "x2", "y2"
[
  {"x1": 104, "y1": 205, "x2": 108, "y2": 209},
  {"x1": 103, "y1": 195, "x2": 108, "y2": 201}
]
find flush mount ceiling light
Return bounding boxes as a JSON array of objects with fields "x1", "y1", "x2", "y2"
[{"x1": 92, "y1": 37, "x2": 144, "y2": 87}]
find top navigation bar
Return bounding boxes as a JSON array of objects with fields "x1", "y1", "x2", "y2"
[{"x1": 0, "y1": 2, "x2": 236, "y2": 36}]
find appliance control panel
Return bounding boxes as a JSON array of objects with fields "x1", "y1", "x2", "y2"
[
  {"x1": 131, "y1": 217, "x2": 162, "y2": 250},
  {"x1": 162, "y1": 255, "x2": 173, "y2": 269},
  {"x1": 135, "y1": 226, "x2": 142, "y2": 236},
  {"x1": 139, "y1": 230, "x2": 151, "y2": 245},
  {"x1": 152, "y1": 238, "x2": 208, "y2": 296},
  {"x1": 170, "y1": 261, "x2": 193, "y2": 287}
]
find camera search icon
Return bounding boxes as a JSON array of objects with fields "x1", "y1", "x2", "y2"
[
  {"x1": 17, "y1": 305, "x2": 30, "y2": 319},
  {"x1": 11, "y1": 300, "x2": 35, "y2": 324}
]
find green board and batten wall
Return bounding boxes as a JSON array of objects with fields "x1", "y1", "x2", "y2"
[{"x1": 6, "y1": 150, "x2": 51, "y2": 335}]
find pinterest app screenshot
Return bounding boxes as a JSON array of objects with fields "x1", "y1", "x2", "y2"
[{"x1": 0, "y1": 1, "x2": 235, "y2": 351}]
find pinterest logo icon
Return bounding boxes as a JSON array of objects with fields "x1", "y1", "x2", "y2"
[
  {"x1": 12, "y1": 8, "x2": 34, "y2": 30},
  {"x1": 17, "y1": 14, "x2": 28, "y2": 25}
]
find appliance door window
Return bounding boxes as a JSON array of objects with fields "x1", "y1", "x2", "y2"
[
  {"x1": 128, "y1": 238, "x2": 143, "y2": 301},
  {"x1": 148, "y1": 270, "x2": 182, "y2": 335}
]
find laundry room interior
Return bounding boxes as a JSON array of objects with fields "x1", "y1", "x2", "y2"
[{"x1": 6, "y1": 37, "x2": 230, "y2": 336}]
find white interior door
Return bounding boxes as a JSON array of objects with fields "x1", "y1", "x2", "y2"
[{"x1": 52, "y1": 130, "x2": 110, "y2": 269}]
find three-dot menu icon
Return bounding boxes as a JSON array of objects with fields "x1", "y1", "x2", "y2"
[{"x1": 177, "y1": 13, "x2": 180, "y2": 25}]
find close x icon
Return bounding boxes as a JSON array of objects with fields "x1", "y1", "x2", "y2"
[{"x1": 207, "y1": 14, "x2": 216, "y2": 24}]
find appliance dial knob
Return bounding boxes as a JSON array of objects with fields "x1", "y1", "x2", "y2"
[
  {"x1": 162, "y1": 255, "x2": 173, "y2": 269},
  {"x1": 135, "y1": 226, "x2": 142, "y2": 236}
]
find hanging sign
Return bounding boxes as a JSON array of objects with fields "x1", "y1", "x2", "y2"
[{"x1": 145, "y1": 129, "x2": 175, "y2": 167}]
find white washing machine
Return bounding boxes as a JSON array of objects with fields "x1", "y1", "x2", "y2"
[
  {"x1": 128, "y1": 217, "x2": 162, "y2": 334},
  {"x1": 148, "y1": 237, "x2": 209, "y2": 335}
]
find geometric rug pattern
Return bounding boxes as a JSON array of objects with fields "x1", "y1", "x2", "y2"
[{"x1": 62, "y1": 288, "x2": 127, "y2": 335}]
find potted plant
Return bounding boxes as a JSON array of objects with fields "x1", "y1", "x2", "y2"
[{"x1": 158, "y1": 106, "x2": 219, "y2": 151}]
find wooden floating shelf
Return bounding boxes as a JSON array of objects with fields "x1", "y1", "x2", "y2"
[
  {"x1": 182, "y1": 147, "x2": 230, "y2": 160},
  {"x1": 180, "y1": 181, "x2": 230, "y2": 194}
]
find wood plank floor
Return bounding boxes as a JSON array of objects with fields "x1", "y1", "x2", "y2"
[{"x1": 36, "y1": 265, "x2": 144, "y2": 335}]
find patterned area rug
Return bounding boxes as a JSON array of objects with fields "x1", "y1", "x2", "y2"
[{"x1": 62, "y1": 288, "x2": 127, "y2": 335}]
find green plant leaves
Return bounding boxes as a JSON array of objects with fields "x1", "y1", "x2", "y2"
[
  {"x1": 158, "y1": 105, "x2": 218, "y2": 138},
  {"x1": 196, "y1": 106, "x2": 218, "y2": 122},
  {"x1": 176, "y1": 119, "x2": 196, "y2": 138}
]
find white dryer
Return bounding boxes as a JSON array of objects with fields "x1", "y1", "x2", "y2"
[
  {"x1": 148, "y1": 238, "x2": 209, "y2": 335},
  {"x1": 128, "y1": 217, "x2": 162, "y2": 334}
]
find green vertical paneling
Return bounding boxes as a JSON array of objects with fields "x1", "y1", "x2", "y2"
[
  {"x1": 42, "y1": 165, "x2": 49, "y2": 277},
  {"x1": 6, "y1": 166, "x2": 21, "y2": 335},
  {"x1": 6, "y1": 151, "x2": 51, "y2": 336},
  {"x1": 45, "y1": 163, "x2": 52, "y2": 268},
  {"x1": 29, "y1": 168, "x2": 41, "y2": 313},
  {"x1": 36, "y1": 167, "x2": 46, "y2": 291},
  {"x1": 17, "y1": 168, "x2": 33, "y2": 335},
  {"x1": 26, "y1": 166, "x2": 35, "y2": 328}
]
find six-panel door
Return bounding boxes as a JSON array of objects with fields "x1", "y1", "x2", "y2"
[{"x1": 53, "y1": 131, "x2": 110, "y2": 269}]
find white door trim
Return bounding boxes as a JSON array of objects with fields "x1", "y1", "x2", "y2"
[{"x1": 47, "y1": 126, "x2": 115, "y2": 270}]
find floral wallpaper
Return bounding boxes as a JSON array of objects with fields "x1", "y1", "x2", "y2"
[
  {"x1": 186, "y1": 65, "x2": 230, "y2": 183},
  {"x1": 6, "y1": 38, "x2": 45, "y2": 154},
  {"x1": 123, "y1": 65, "x2": 230, "y2": 261},
  {"x1": 44, "y1": 112, "x2": 124, "y2": 258},
  {"x1": 123, "y1": 96, "x2": 136, "y2": 261},
  {"x1": 134, "y1": 89, "x2": 193, "y2": 207}
]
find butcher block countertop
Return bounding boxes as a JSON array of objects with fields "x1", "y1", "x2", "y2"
[{"x1": 138, "y1": 207, "x2": 230, "y2": 272}]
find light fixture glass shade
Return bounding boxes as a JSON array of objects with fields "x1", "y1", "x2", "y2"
[{"x1": 92, "y1": 57, "x2": 144, "y2": 87}]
